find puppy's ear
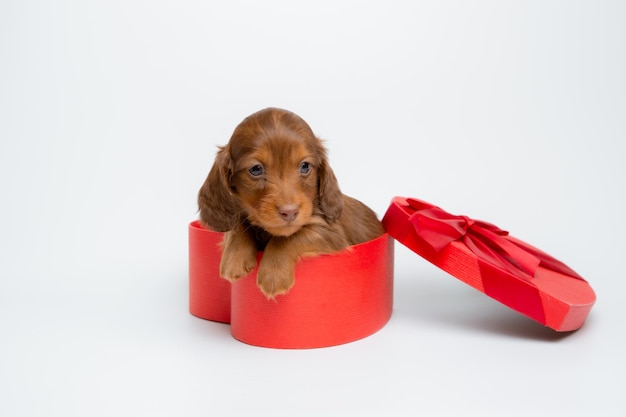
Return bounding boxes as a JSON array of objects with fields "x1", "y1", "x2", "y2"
[
  {"x1": 317, "y1": 146, "x2": 344, "y2": 223},
  {"x1": 198, "y1": 146, "x2": 239, "y2": 232}
]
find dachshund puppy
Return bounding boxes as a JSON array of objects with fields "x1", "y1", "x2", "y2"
[{"x1": 198, "y1": 107, "x2": 385, "y2": 299}]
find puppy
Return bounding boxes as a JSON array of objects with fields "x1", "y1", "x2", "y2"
[{"x1": 198, "y1": 107, "x2": 385, "y2": 299}]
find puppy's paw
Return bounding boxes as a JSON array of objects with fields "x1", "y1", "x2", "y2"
[
  {"x1": 219, "y1": 249, "x2": 257, "y2": 282},
  {"x1": 256, "y1": 260, "x2": 296, "y2": 300}
]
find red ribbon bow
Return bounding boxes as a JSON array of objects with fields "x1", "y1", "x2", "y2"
[{"x1": 405, "y1": 198, "x2": 585, "y2": 283}]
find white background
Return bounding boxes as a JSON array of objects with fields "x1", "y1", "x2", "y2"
[{"x1": 1, "y1": 1, "x2": 625, "y2": 416}]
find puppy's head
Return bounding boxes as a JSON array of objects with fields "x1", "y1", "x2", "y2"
[{"x1": 198, "y1": 108, "x2": 343, "y2": 235}]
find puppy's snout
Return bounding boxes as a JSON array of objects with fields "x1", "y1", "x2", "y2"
[{"x1": 278, "y1": 204, "x2": 299, "y2": 222}]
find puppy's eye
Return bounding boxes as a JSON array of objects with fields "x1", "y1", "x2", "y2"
[
  {"x1": 299, "y1": 161, "x2": 311, "y2": 175},
  {"x1": 249, "y1": 164, "x2": 265, "y2": 177}
]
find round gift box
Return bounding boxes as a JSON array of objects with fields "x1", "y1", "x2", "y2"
[{"x1": 188, "y1": 221, "x2": 394, "y2": 349}]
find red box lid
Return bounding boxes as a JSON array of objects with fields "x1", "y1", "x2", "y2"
[{"x1": 382, "y1": 196, "x2": 596, "y2": 332}]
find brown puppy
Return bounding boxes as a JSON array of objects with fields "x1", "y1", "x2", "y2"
[{"x1": 198, "y1": 108, "x2": 384, "y2": 299}]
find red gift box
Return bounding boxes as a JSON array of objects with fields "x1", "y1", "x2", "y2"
[
  {"x1": 189, "y1": 196, "x2": 595, "y2": 348},
  {"x1": 188, "y1": 221, "x2": 394, "y2": 349},
  {"x1": 381, "y1": 197, "x2": 596, "y2": 332}
]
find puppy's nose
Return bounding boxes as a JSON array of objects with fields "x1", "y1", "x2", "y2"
[{"x1": 278, "y1": 204, "x2": 299, "y2": 222}]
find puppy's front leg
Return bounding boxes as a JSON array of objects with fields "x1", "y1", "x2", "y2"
[
  {"x1": 220, "y1": 224, "x2": 258, "y2": 282},
  {"x1": 256, "y1": 238, "x2": 298, "y2": 300}
]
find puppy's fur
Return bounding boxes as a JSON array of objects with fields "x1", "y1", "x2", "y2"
[{"x1": 198, "y1": 108, "x2": 384, "y2": 299}]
